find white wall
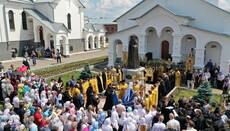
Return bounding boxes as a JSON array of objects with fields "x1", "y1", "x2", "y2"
[
  {"x1": 116, "y1": 0, "x2": 230, "y2": 35},
  {"x1": 5, "y1": 3, "x2": 34, "y2": 41},
  {"x1": 53, "y1": 0, "x2": 83, "y2": 39}
]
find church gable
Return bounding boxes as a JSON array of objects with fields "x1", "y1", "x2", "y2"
[{"x1": 131, "y1": 5, "x2": 193, "y2": 25}]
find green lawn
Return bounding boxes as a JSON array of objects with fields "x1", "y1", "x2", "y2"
[
  {"x1": 47, "y1": 71, "x2": 81, "y2": 84},
  {"x1": 173, "y1": 89, "x2": 221, "y2": 104},
  {"x1": 46, "y1": 71, "x2": 97, "y2": 85}
]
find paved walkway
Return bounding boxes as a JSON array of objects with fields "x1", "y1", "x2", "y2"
[{"x1": 1, "y1": 48, "x2": 108, "y2": 71}]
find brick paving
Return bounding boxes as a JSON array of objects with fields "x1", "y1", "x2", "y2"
[{"x1": 1, "y1": 48, "x2": 108, "y2": 71}]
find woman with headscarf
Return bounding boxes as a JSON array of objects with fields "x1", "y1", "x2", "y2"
[
  {"x1": 81, "y1": 116, "x2": 89, "y2": 131},
  {"x1": 138, "y1": 117, "x2": 147, "y2": 131},
  {"x1": 118, "y1": 112, "x2": 127, "y2": 131},
  {"x1": 122, "y1": 117, "x2": 137, "y2": 131},
  {"x1": 122, "y1": 82, "x2": 135, "y2": 108},
  {"x1": 91, "y1": 121, "x2": 102, "y2": 131},
  {"x1": 98, "y1": 112, "x2": 106, "y2": 127},
  {"x1": 101, "y1": 118, "x2": 113, "y2": 131},
  {"x1": 111, "y1": 106, "x2": 119, "y2": 131}
]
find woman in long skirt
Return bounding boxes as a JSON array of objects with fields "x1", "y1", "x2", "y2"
[{"x1": 31, "y1": 51, "x2": 37, "y2": 66}]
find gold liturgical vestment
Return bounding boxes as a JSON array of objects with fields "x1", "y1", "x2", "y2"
[{"x1": 175, "y1": 71, "x2": 181, "y2": 87}]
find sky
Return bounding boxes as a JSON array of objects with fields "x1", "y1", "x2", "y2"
[{"x1": 81, "y1": 0, "x2": 230, "y2": 20}]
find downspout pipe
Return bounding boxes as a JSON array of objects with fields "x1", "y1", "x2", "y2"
[{"x1": 3, "y1": 0, "x2": 10, "y2": 50}]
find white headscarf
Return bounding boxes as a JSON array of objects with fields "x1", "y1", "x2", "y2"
[
  {"x1": 123, "y1": 117, "x2": 137, "y2": 131},
  {"x1": 139, "y1": 117, "x2": 146, "y2": 125},
  {"x1": 133, "y1": 109, "x2": 140, "y2": 121},
  {"x1": 111, "y1": 106, "x2": 119, "y2": 130},
  {"x1": 118, "y1": 112, "x2": 127, "y2": 126},
  {"x1": 102, "y1": 118, "x2": 113, "y2": 131}
]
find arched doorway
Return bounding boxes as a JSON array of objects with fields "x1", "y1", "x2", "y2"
[
  {"x1": 181, "y1": 35, "x2": 196, "y2": 61},
  {"x1": 88, "y1": 36, "x2": 93, "y2": 49},
  {"x1": 161, "y1": 40, "x2": 169, "y2": 60},
  {"x1": 205, "y1": 41, "x2": 222, "y2": 65},
  {"x1": 49, "y1": 35, "x2": 54, "y2": 49},
  {"x1": 114, "y1": 40, "x2": 123, "y2": 65},
  {"x1": 145, "y1": 27, "x2": 158, "y2": 59},
  {"x1": 39, "y1": 26, "x2": 45, "y2": 47},
  {"x1": 160, "y1": 27, "x2": 174, "y2": 60}
]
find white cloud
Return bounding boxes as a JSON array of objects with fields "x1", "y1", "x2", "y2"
[
  {"x1": 84, "y1": 0, "x2": 142, "y2": 17},
  {"x1": 218, "y1": 0, "x2": 230, "y2": 11}
]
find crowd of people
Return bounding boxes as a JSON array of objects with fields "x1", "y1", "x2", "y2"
[{"x1": 0, "y1": 59, "x2": 230, "y2": 131}]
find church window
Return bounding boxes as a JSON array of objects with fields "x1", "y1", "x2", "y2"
[
  {"x1": 22, "y1": 11, "x2": 27, "y2": 30},
  {"x1": 67, "y1": 13, "x2": 71, "y2": 30},
  {"x1": 8, "y1": 10, "x2": 15, "y2": 30}
]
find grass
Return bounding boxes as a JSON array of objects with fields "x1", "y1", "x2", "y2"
[
  {"x1": 46, "y1": 71, "x2": 81, "y2": 84},
  {"x1": 46, "y1": 71, "x2": 97, "y2": 84},
  {"x1": 173, "y1": 88, "x2": 221, "y2": 103}
]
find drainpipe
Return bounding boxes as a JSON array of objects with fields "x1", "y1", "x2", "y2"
[{"x1": 3, "y1": 0, "x2": 10, "y2": 50}]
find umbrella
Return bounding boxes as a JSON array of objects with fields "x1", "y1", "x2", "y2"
[
  {"x1": 11, "y1": 71, "x2": 23, "y2": 76},
  {"x1": 18, "y1": 66, "x2": 27, "y2": 72}
]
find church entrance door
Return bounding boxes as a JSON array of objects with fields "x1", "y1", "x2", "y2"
[
  {"x1": 161, "y1": 40, "x2": 169, "y2": 60},
  {"x1": 39, "y1": 26, "x2": 45, "y2": 47}
]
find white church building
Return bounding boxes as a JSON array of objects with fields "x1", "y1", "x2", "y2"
[
  {"x1": 108, "y1": 0, "x2": 230, "y2": 75},
  {"x1": 0, "y1": 0, "x2": 106, "y2": 60}
]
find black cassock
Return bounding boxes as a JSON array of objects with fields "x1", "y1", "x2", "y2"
[
  {"x1": 103, "y1": 87, "x2": 113, "y2": 111},
  {"x1": 73, "y1": 94, "x2": 82, "y2": 110},
  {"x1": 97, "y1": 75, "x2": 104, "y2": 92},
  {"x1": 102, "y1": 72, "x2": 107, "y2": 90},
  {"x1": 158, "y1": 80, "x2": 166, "y2": 101},
  {"x1": 163, "y1": 76, "x2": 171, "y2": 94},
  {"x1": 86, "y1": 86, "x2": 93, "y2": 108}
]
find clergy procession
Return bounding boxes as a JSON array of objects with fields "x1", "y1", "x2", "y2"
[{"x1": 0, "y1": 59, "x2": 230, "y2": 131}]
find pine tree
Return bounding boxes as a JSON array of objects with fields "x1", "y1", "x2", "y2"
[
  {"x1": 79, "y1": 64, "x2": 92, "y2": 80},
  {"x1": 193, "y1": 81, "x2": 213, "y2": 105}
]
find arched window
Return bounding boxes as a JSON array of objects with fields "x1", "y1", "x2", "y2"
[
  {"x1": 22, "y1": 11, "x2": 27, "y2": 30},
  {"x1": 8, "y1": 10, "x2": 15, "y2": 30},
  {"x1": 67, "y1": 13, "x2": 71, "y2": 30}
]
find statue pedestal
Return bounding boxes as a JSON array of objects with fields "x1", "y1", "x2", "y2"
[{"x1": 122, "y1": 67, "x2": 145, "y2": 83}]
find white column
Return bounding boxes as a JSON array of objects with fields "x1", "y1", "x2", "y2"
[
  {"x1": 194, "y1": 48, "x2": 205, "y2": 69},
  {"x1": 108, "y1": 40, "x2": 116, "y2": 67},
  {"x1": 91, "y1": 37, "x2": 95, "y2": 49},
  {"x1": 171, "y1": 34, "x2": 182, "y2": 63},
  {"x1": 138, "y1": 34, "x2": 146, "y2": 59},
  {"x1": 97, "y1": 37, "x2": 101, "y2": 48},
  {"x1": 220, "y1": 60, "x2": 230, "y2": 76},
  {"x1": 85, "y1": 37, "x2": 89, "y2": 51},
  {"x1": 54, "y1": 35, "x2": 60, "y2": 52},
  {"x1": 33, "y1": 20, "x2": 38, "y2": 42},
  {"x1": 103, "y1": 36, "x2": 106, "y2": 47},
  {"x1": 63, "y1": 40, "x2": 69, "y2": 56}
]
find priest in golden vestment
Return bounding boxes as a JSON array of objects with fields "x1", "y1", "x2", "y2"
[
  {"x1": 117, "y1": 65, "x2": 123, "y2": 83},
  {"x1": 90, "y1": 76, "x2": 99, "y2": 94},
  {"x1": 159, "y1": 65, "x2": 165, "y2": 77},
  {"x1": 133, "y1": 81, "x2": 140, "y2": 93},
  {"x1": 144, "y1": 66, "x2": 154, "y2": 83},
  {"x1": 119, "y1": 80, "x2": 128, "y2": 99},
  {"x1": 175, "y1": 69, "x2": 181, "y2": 87}
]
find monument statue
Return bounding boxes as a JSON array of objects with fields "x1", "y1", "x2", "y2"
[{"x1": 127, "y1": 36, "x2": 140, "y2": 69}]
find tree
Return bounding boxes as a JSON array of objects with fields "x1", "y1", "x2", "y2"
[
  {"x1": 79, "y1": 64, "x2": 92, "y2": 80},
  {"x1": 193, "y1": 81, "x2": 212, "y2": 105}
]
